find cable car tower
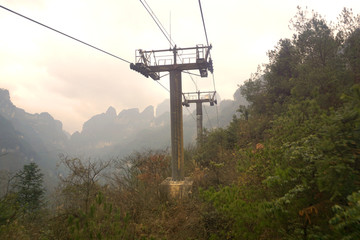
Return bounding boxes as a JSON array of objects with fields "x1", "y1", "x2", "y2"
[
  {"x1": 182, "y1": 91, "x2": 217, "y2": 145},
  {"x1": 130, "y1": 44, "x2": 213, "y2": 182}
]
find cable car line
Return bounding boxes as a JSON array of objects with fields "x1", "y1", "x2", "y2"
[
  {"x1": 1, "y1": 3, "x2": 216, "y2": 117},
  {"x1": 0, "y1": 4, "x2": 131, "y2": 64},
  {"x1": 198, "y1": 0, "x2": 219, "y2": 127},
  {"x1": 138, "y1": 0, "x2": 200, "y2": 93},
  {"x1": 0, "y1": 4, "x2": 172, "y2": 94},
  {"x1": 184, "y1": 71, "x2": 201, "y2": 77},
  {"x1": 156, "y1": 81, "x2": 170, "y2": 93},
  {"x1": 137, "y1": 1, "x2": 204, "y2": 123},
  {"x1": 139, "y1": 0, "x2": 175, "y2": 48},
  {"x1": 185, "y1": 106, "x2": 196, "y2": 122},
  {"x1": 198, "y1": 0, "x2": 209, "y2": 47}
]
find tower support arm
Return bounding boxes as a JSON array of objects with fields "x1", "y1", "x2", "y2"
[{"x1": 149, "y1": 62, "x2": 209, "y2": 73}]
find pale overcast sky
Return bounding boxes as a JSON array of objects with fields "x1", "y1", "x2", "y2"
[{"x1": 1, "y1": 0, "x2": 359, "y2": 133}]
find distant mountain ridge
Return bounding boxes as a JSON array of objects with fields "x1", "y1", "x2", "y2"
[
  {"x1": 69, "y1": 105, "x2": 163, "y2": 157},
  {"x1": 0, "y1": 88, "x2": 248, "y2": 172},
  {"x1": 0, "y1": 114, "x2": 37, "y2": 171},
  {"x1": 0, "y1": 88, "x2": 68, "y2": 172}
]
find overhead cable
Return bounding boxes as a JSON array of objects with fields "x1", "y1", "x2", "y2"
[
  {"x1": 197, "y1": 1, "x2": 219, "y2": 127},
  {"x1": 144, "y1": 0, "x2": 176, "y2": 48},
  {"x1": 210, "y1": 69, "x2": 219, "y2": 127},
  {"x1": 156, "y1": 81, "x2": 170, "y2": 92},
  {"x1": 184, "y1": 71, "x2": 201, "y2": 77},
  {"x1": 188, "y1": 74, "x2": 199, "y2": 92},
  {"x1": 0, "y1": 5, "x2": 131, "y2": 64},
  {"x1": 198, "y1": 0, "x2": 209, "y2": 47},
  {"x1": 139, "y1": 0, "x2": 199, "y2": 92},
  {"x1": 211, "y1": 72, "x2": 217, "y2": 95},
  {"x1": 185, "y1": 107, "x2": 196, "y2": 122},
  {"x1": 139, "y1": 0, "x2": 175, "y2": 48}
]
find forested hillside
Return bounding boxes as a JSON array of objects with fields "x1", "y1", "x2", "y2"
[
  {"x1": 196, "y1": 7, "x2": 360, "y2": 239},
  {"x1": 1, "y1": 7, "x2": 360, "y2": 239}
]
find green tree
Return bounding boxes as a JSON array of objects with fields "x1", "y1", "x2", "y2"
[
  {"x1": 330, "y1": 191, "x2": 360, "y2": 240},
  {"x1": 201, "y1": 8, "x2": 360, "y2": 239},
  {"x1": 68, "y1": 192, "x2": 133, "y2": 240},
  {"x1": 13, "y1": 162, "x2": 45, "y2": 213},
  {"x1": 344, "y1": 28, "x2": 360, "y2": 84}
]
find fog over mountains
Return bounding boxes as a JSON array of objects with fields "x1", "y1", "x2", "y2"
[{"x1": 0, "y1": 87, "x2": 247, "y2": 175}]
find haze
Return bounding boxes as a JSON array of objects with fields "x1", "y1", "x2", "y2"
[{"x1": 1, "y1": 0, "x2": 359, "y2": 133}]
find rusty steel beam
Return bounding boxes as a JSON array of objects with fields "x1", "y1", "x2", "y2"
[
  {"x1": 148, "y1": 62, "x2": 209, "y2": 73},
  {"x1": 170, "y1": 70, "x2": 184, "y2": 181}
]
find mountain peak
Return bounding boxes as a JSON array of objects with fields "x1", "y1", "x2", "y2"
[
  {"x1": 0, "y1": 88, "x2": 11, "y2": 104},
  {"x1": 118, "y1": 108, "x2": 139, "y2": 118},
  {"x1": 106, "y1": 106, "x2": 117, "y2": 116}
]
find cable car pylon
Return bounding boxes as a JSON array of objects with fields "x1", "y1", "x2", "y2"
[
  {"x1": 130, "y1": 44, "x2": 213, "y2": 199},
  {"x1": 182, "y1": 91, "x2": 217, "y2": 145}
]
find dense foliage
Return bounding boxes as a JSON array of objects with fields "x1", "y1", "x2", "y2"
[
  {"x1": 197, "y1": 7, "x2": 360, "y2": 239},
  {"x1": 0, "y1": 7, "x2": 359, "y2": 239}
]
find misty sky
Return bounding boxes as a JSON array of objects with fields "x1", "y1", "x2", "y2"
[{"x1": 1, "y1": 0, "x2": 359, "y2": 133}]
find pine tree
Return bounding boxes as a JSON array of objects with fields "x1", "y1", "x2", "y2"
[{"x1": 14, "y1": 162, "x2": 45, "y2": 213}]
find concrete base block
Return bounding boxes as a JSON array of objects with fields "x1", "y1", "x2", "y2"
[{"x1": 159, "y1": 177, "x2": 193, "y2": 200}]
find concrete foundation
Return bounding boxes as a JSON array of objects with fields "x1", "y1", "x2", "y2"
[{"x1": 159, "y1": 177, "x2": 193, "y2": 200}]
